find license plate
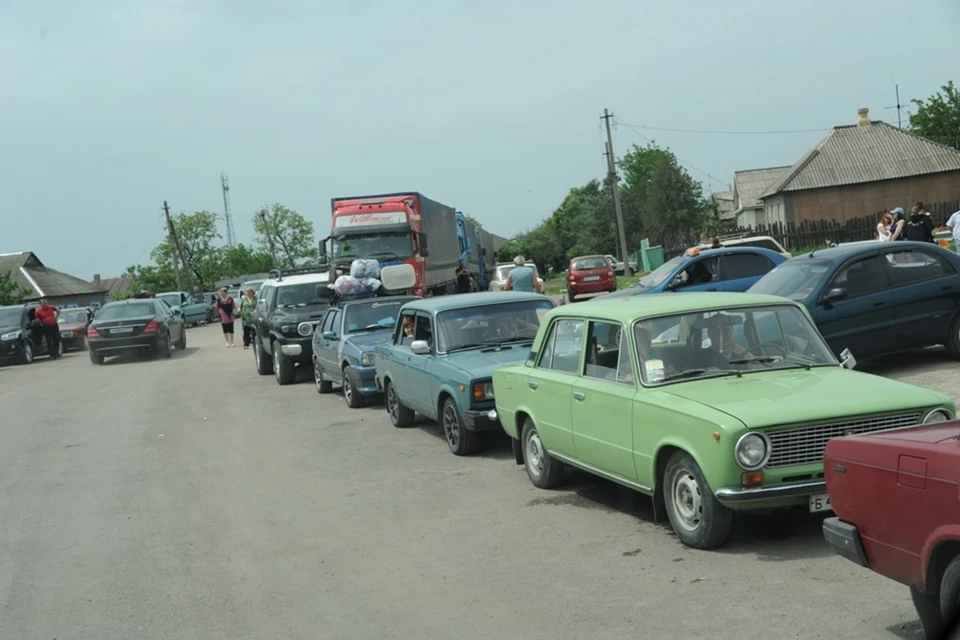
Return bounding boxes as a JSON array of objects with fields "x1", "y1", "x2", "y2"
[
  {"x1": 583, "y1": 275, "x2": 600, "y2": 281},
  {"x1": 111, "y1": 327, "x2": 134, "y2": 334},
  {"x1": 61, "y1": 332, "x2": 72, "y2": 338},
  {"x1": 809, "y1": 493, "x2": 832, "y2": 513}
]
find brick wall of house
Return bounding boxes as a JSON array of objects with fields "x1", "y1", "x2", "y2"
[{"x1": 785, "y1": 170, "x2": 960, "y2": 224}]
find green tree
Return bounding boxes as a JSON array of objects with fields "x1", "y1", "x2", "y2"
[
  {"x1": 126, "y1": 263, "x2": 178, "y2": 294},
  {"x1": 910, "y1": 81, "x2": 960, "y2": 149},
  {"x1": 150, "y1": 210, "x2": 224, "y2": 290},
  {"x1": 642, "y1": 155, "x2": 710, "y2": 250},
  {"x1": 253, "y1": 204, "x2": 318, "y2": 268},
  {"x1": 0, "y1": 270, "x2": 30, "y2": 305},
  {"x1": 221, "y1": 243, "x2": 274, "y2": 277}
]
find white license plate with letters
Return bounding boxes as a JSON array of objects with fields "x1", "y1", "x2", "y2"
[
  {"x1": 583, "y1": 275, "x2": 600, "y2": 281},
  {"x1": 809, "y1": 493, "x2": 832, "y2": 513},
  {"x1": 111, "y1": 327, "x2": 134, "y2": 334}
]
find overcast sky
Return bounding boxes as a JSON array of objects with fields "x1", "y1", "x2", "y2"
[{"x1": 2, "y1": 0, "x2": 957, "y2": 279}]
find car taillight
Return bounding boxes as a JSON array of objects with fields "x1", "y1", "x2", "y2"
[
  {"x1": 143, "y1": 320, "x2": 159, "y2": 334},
  {"x1": 87, "y1": 326, "x2": 101, "y2": 338}
]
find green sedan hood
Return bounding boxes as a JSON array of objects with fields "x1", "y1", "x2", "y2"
[{"x1": 663, "y1": 366, "x2": 949, "y2": 429}]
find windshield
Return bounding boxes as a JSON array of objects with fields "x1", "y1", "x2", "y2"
[
  {"x1": 58, "y1": 310, "x2": 88, "y2": 324},
  {"x1": 97, "y1": 303, "x2": 156, "y2": 321},
  {"x1": 333, "y1": 233, "x2": 413, "y2": 261},
  {"x1": 571, "y1": 257, "x2": 607, "y2": 271},
  {"x1": 635, "y1": 304, "x2": 837, "y2": 385},
  {"x1": 0, "y1": 307, "x2": 21, "y2": 326},
  {"x1": 437, "y1": 299, "x2": 555, "y2": 352},
  {"x1": 748, "y1": 260, "x2": 831, "y2": 301},
  {"x1": 276, "y1": 283, "x2": 327, "y2": 309},
  {"x1": 343, "y1": 299, "x2": 406, "y2": 333},
  {"x1": 638, "y1": 256, "x2": 686, "y2": 288},
  {"x1": 157, "y1": 293, "x2": 181, "y2": 307}
]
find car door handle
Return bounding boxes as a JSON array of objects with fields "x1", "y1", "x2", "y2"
[
  {"x1": 528, "y1": 380, "x2": 538, "y2": 389},
  {"x1": 573, "y1": 391, "x2": 585, "y2": 401},
  {"x1": 942, "y1": 285, "x2": 954, "y2": 291},
  {"x1": 872, "y1": 301, "x2": 885, "y2": 306}
]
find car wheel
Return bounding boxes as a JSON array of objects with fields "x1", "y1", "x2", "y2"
[
  {"x1": 945, "y1": 314, "x2": 960, "y2": 360},
  {"x1": 442, "y1": 397, "x2": 478, "y2": 456},
  {"x1": 314, "y1": 361, "x2": 333, "y2": 394},
  {"x1": 21, "y1": 341, "x2": 34, "y2": 365},
  {"x1": 254, "y1": 337, "x2": 273, "y2": 375},
  {"x1": 662, "y1": 450, "x2": 733, "y2": 550},
  {"x1": 939, "y1": 556, "x2": 960, "y2": 634},
  {"x1": 177, "y1": 329, "x2": 187, "y2": 350},
  {"x1": 273, "y1": 346, "x2": 295, "y2": 385},
  {"x1": 163, "y1": 337, "x2": 172, "y2": 358},
  {"x1": 910, "y1": 585, "x2": 944, "y2": 640},
  {"x1": 521, "y1": 418, "x2": 563, "y2": 488},
  {"x1": 56, "y1": 341, "x2": 64, "y2": 358},
  {"x1": 567, "y1": 290, "x2": 577, "y2": 303},
  {"x1": 342, "y1": 366, "x2": 365, "y2": 408},
  {"x1": 89, "y1": 350, "x2": 104, "y2": 365},
  {"x1": 385, "y1": 380, "x2": 414, "y2": 428}
]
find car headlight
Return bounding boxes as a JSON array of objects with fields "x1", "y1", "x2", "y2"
[
  {"x1": 280, "y1": 324, "x2": 296, "y2": 335},
  {"x1": 360, "y1": 352, "x2": 375, "y2": 366},
  {"x1": 922, "y1": 408, "x2": 953, "y2": 424},
  {"x1": 1, "y1": 330, "x2": 21, "y2": 341},
  {"x1": 734, "y1": 432, "x2": 770, "y2": 471},
  {"x1": 471, "y1": 380, "x2": 495, "y2": 402},
  {"x1": 297, "y1": 322, "x2": 314, "y2": 337}
]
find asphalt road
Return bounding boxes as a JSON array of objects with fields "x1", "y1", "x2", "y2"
[{"x1": 1, "y1": 326, "x2": 957, "y2": 639}]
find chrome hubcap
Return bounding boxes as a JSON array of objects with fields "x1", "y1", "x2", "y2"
[
  {"x1": 314, "y1": 364, "x2": 323, "y2": 390},
  {"x1": 343, "y1": 376, "x2": 352, "y2": 401},
  {"x1": 672, "y1": 472, "x2": 703, "y2": 532},
  {"x1": 273, "y1": 349, "x2": 280, "y2": 380},
  {"x1": 387, "y1": 387, "x2": 398, "y2": 421},
  {"x1": 525, "y1": 431, "x2": 544, "y2": 477},
  {"x1": 443, "y1": 405, "x2": 458, "y2": 447}
]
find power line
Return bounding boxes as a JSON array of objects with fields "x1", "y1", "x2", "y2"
[
  {"x1": 614, "y1": 119, "x2": 729, "y2": 192},
  {"x1": 615, "y1": 121, "x2": 832, "y2": 136}
]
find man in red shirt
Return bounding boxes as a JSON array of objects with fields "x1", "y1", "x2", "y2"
[{"x1": 34, "y1": 298, "x2": 61, "y2": 360}]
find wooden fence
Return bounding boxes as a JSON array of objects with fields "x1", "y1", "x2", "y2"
[{"x1": 663, "y1": 200, "x2": 960, "y2": 259}]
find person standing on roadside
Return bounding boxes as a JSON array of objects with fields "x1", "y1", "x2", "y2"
[
  {"x1": 34, "y1": 298, "x2": 61, "y2": 359},
  {"x1": 888, "y1": 207, "x2": 906, "y2": 241},
  {"x1": 944, "y1": 208, "x2": 960, "y2": 254},
  {"x1": 503, "y1": 256, "x2": 542, "y2": 293},
  {"x1": 239, "y1": 287, "x2": 257, "y2": 349},
  {"x1": 455, "y1": 260, "x2": 473, "y2": 294},
  {"x1": 905, "y1": 204, "x2": 935, "y2": 243},
  {"x1": 215, "y1": 287, "x2": 237, "y2": 347}
]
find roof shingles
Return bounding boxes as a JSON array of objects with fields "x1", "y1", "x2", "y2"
[
  {"x1": 0, "y1": 252, "x2": 106, "y2": 299},
  {"x1": 733, "y1": 167, "x2": 791, "y2": 210},
  {"x1": 761, "y1": 121, "x2": 960, "y2": 198}
]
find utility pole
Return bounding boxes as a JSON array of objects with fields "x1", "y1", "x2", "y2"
[
  {"x1": 163, "y1": 201, "x2": 195, "y2": 292},
  {"x1": 885, "y1": 84, "x2": 903, "y2": 129},
  {"x1": 602, "y1": 108, "x2": 632, "y2": 276},
  {"x1": 259, "y1": 209, "x2": 279, "y2": 266}
]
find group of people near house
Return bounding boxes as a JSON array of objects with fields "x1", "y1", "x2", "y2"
[{"x1": 877, "y1": 202, "x2": 960, "y2": 252}]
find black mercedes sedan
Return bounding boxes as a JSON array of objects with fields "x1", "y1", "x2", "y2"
[{"x1": 87, "y1": 299, "x2": 186, "y2": 364}]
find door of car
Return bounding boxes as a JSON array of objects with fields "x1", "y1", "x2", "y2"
[
  {"x1": 813, "y1": 254, "x2": 895, "y2": 359},
  {"x1": 718, "y1": 252, "x2": 777, "y2": 292},
  {"x1": 571, "y1": 320, "x2": 637, "y2": 480},
  {"x1": 668, "y1": 256, "x2": 721, "y2": 293},
  {"x1": 405, "y1": 312, "x2": 436, "y2": 415},
  {"x1": 317, "y1": 309, "x2": 343, "y2": 381},
  {"x1": 882, "y1": 247, "x2": 959, "y2": 349},
  {"x1": 525, "y1": 317, "x2": 584, "y2": 457}
]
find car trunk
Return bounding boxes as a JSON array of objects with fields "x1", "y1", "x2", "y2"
[
  {"x1": 571, "y1": 266, "x2": 611, "y2": 285},
  {"x1": 94, "y1": 315, "x2": 156, "y2": 338}
]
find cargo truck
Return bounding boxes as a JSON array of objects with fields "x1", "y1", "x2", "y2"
[{"x1": 319, "y1": 192, "x2": 506, "y2": 297}]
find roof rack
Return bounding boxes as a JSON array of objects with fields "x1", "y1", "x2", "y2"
[
  {"x1": 268, "y1": 266, "x2": 328, "y2": 281},
  {"x1": 718, "y1": 232, "x2": 751, "y2": 241}
]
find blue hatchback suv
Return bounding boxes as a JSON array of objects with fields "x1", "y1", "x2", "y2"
[
  {"x1": 598, "y1": 246, "x2": 787, "y2": 299},
  {"x1": 312, "y1": 295, "x2": 418, "y2": 407}
]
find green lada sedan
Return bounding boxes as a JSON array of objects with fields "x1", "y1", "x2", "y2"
[{"x1": 491, "y1": 292, "x2": 955, "y2": 550}]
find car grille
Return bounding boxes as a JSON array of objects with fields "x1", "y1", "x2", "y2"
[{"x1": 765, "y1": 412, "x2": 923, "y2": 469}]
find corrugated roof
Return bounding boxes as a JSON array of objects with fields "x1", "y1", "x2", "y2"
[
  {"x1": 0, "y1": 251, "x2": 106, "y2": 299},
  {"x1": 711, "y1": 191, "x2": 736, "y2": 220},
  {"x1": 733, "y1": 166, "x2": 792, "y2": 210},
  {"x1": 761, "y1": 121, "x2": 960, "y2": 198},
  {"x1": 98, "y1": 275, "x2": 136, "y2": 295}
]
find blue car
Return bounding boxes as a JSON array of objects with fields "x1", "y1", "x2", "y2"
[
  {"x1": 312, "y1": 295, "x2": 419, "y2": 407},
  {"x1": 374, "y1": 291, "x2": 556, "y2": 456},
  {"x1": 598, "y1": 246, "x2": 787, "y2": 299},
  {"x1": 749, "y1": 241, "x2": 960, "y2": 362}
]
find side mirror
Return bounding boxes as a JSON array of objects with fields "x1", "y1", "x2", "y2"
[
  {"x1": 839, "y1": 348, "x2": 857, "y2": 370},
  {"x1": 481, "y1": 248, "x2": 487, "y2": 257},
  {"x1": 821, "y1": 287, "x2": 847, "y2": 304},
  {"x1": 322, "y1": 330, "x2": 338, "y2": 341},
  {"x1": 315, "y1": 284, "x2": 334, "y2": 300},
  {"x1": 667, "y1": 275, "x2": 684, "y2": 290},
  {"x1": 172, "y1": 308, "x2": 182, "y2": 316},
  {"x1": 410, "y1": 339, "x2": 431, "y2": 355},
  {"x1": 420, "y1": 233, "x2": 429, "y2": 257}
]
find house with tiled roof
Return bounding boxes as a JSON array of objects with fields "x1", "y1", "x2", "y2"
[
  {"x1": 731, "y1": 166, "x2": 791, "y2": 228},
  {"x1": 710, "y1": 190, "x2": 736, "y2": 222},
  {"x1": 0, "y1": 252, "x2": 107, "y2": 307},
  {"x1": 759, "y1": 108, "x2": 960, "y2": 225}
]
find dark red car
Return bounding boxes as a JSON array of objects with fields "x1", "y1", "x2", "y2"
[
  {"x1": 823, "y1": 418, "x2": 960, "y2": 639},
  {"x1": 566, "y1": 255, "x2": 616, "y2": 302}
]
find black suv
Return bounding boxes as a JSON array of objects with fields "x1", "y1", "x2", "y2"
[
  {"x1": 253, "y1": 267, "x2": 331, "y2": 385},
  {"x1": 0, "y1": 304, "x2": 63, "y2": 365}
]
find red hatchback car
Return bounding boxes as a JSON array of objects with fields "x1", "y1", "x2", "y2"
[
  {"x1": 566, "y1": 255, "x2": 616, "y2": 301},
  {"x1": 823, "y1": 420, "x2": 960, "y2": 639}
]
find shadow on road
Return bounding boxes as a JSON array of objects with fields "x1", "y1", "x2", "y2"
[
  {"x1": 859, "y1": 346, "x2": 953, "y2": 376},
  {"x1": 102, "y1": 346, "x2": 200, "y2": 365}
]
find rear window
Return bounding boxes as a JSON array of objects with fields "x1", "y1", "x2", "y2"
[
  {"x1": 97, "y1": 303, "x2": 155, "y2": 320},
  {"x1": 572, "y1": 257, "x2": 607, "y2": 271}
]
